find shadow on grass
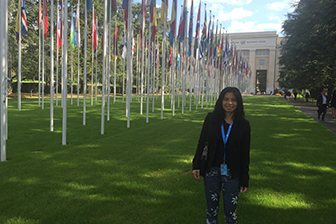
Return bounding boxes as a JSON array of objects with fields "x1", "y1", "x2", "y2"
[{"x1": 1, "y1": 96, "x2": 336, "y2": 224}]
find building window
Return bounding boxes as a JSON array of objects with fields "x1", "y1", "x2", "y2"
[
  {"x1": 259, "y1": 59, "x2": 265, "y2": 66},
  {"x1": 267, "y1": 51, "x2": 269, "y2": 55},
  {"x1": 256, "y1": 51, "x2": 258, "y2": 55},
  {"x1": 243, "y1": 52, "x2": 246, "y2": 56},
  {"x1": 263, "y1": 51, "x2": 265, "y2": 55},
  {"x1": 247, "y1": 51, "x2": 249, "y2": 56}
]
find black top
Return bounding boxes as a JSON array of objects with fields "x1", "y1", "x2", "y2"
[{"x1": 192, "y1": 112, "x2": 251, "y2": 187}]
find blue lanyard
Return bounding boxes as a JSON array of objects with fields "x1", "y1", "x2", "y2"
[{"x1": 221, "y1": 121, "x2": 233, "y2": 162}]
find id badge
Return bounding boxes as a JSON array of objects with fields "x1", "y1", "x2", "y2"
[{"x1": 220, "y1": 164, "x2": 228, "y2": 176}]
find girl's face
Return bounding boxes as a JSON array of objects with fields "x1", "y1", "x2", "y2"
[{"x1": 222, "y1": 92, "x2": 237, "y2": 114}]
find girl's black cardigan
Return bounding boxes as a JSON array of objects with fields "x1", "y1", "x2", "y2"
[{"x1": 192, "y1": 112, "x2": 251, "y2": 187}]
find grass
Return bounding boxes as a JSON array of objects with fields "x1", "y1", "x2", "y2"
[{"x1": 0, "y1": 96, "x2": 336, "y2": 224}]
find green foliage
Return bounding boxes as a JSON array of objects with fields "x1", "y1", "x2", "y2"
[
  {"x1": 8, "y1": 0, "x2": 174, "y2": 93},
  {"x1": 279, "y1": 0, "x2": 336, "y2": 95}
]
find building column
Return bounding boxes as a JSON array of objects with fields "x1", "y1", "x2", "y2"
[
  {"x1": 249, "y1": 49, "x2": 256, "y2": 94},
  {"x1": 266, "y1": 48, "x2": 276, "y2": 94}
]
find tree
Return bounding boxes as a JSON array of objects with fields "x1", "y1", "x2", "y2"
[{"x1": 279, "y1": 0, "x2": 336, "y2": 97}]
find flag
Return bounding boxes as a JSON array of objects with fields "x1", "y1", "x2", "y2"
[
  {"x1": 177, "y1": 53, "x2": 180, "y2": 71},
  {"x1": 121, "y1": 31, "x2": 127, "y2": 59},
  {"x1": 195, "y1": 1, "x2": 201, "y2": 40},
  {"x1": 112, "y1": 23, "x2": 118, "y2": 59},
  {"x1": 108, "y1": 0, "x2": 117, "y2": 20},
  {"x1": 15, "y1": 0, "x2": 28, "y2": 42},
  {"x1": 169, "y1": 0, "x2": 177, "y2": 46},
  {"x1": 201, "y1": 5, "x2": 207, "y2": 43},
  {"x1": 140, "y1": 0, "x2": 146, "y2": 39},
  {"x1": 87, "y1": 0, "x2": 93, "y2": 11},
  {"x1": 91, "y1": 6, "x2": 97, "y2": 52},
  {"x1": 178, "y1": 0, "x2": 187, "y2": 41},
  {"x1": 224, "y1": 34, "x2": 229, "y2": 65},
  {"x1": 148, "y1": 0, "x2": 157, "y2": 42},
  {"x1": 43, "y1": 0, "x2": 49, "y2": 41},
  {"x1": 70, "y1": 13, "x2": 76, "y2": 51},
  {"x1": 111, "y1": 0, "x2": 117, "y2": 16},
  {"x1": 76, "y1": 0, "x2": 81, "y2": 48},
  {"x1": 57, "y1": 6, "x2": 62, "y2": 50},
  {"x1": 15, "y1": 0, "x2": 28, "y2": 43},
  {"x1": 161, "y1": 0, "x2": 168, "y2": 24},
  {"x1": 207, "y1": 15, "x2": 212, "y2": 53},
  {"x1": 188, "y1": 0, "x2": 193, "y2": 57},
  {"x1": 123, "y1": 0, "x2": 129, "y2": 31}
]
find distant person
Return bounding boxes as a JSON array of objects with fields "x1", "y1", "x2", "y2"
[
  {"x1": 287, "y1": 91, "x2": 291, "y2": 100},
  {"x1": 294, "y1": 91, "x2": 297, "y2": 100},
  {"x1": 330, "y1": 90, "x2": 336, "y2": 119},
  {"x1": 192, "y1": 87, "x2": 251, "y2": 224},
  {"x1": 305, "y1": 92, "x2": 310, "y2": 102},
  {"x1": 316, "y1": 90, "x2": 328, "y2": 121}
]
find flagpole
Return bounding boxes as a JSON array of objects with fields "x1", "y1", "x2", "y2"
[
  {"x1": 101, "y1": 0, "x2": 107, "y2": 134},
  {"x1": 152, "y1": 38, "x2": 155, "y2": 113},
  {"x1": 122, "y1": 22, "x2": 125, "y2": 103},
  {"x1": 201, "y1": 3, "x2": 206, "y2": 108},
  {"x1": 146, "y1": 18, "x2": 151, "y2": 123},
  {"x1": 161, "y1": 1, "x2": 167, "y2": 119},
  {"x1": 71, "y1": 9, "x2": 74, "y2": 105},
  {"x1": 50, "y1": 0, "x2": 54, "y2": 131},
  {"x1": 114, "y1": 17, "x2": 117, "y2": 104},
  {"x1": 42, "y1": 0, "x2": 45, "y2": 109},
  {"x1": 5, "y1": 0, "x2": 9, "y2": 141},
  {"x1": 140, "y1": 7, "x2": 144, "y2": 115},
  {"x1": 56, "y1": 5, "x2": 59, "y2": 106},
  {"x1": 95, "y1": 16, "x2": 98, "y2": 103},
  {"x1": 107, "y1": 3, "x2": 111, "y2": 121},
  {"x1": 83, "y1": 0, "x2": 88, "y2": 125},
  {"x1": 18, "y1": 0, "x2": 22, "y2": 111},
  {"x1": 91, "y1": 6, "x2": 94, "y2": 106},
  {"x1": 61, "y1": 0, "x2": 64, "y2": 108},
  {"x1": 38, "y1": 0, "x2": 41, "y2": 107},
  {"x1": 62, "y1": 0, "x2": 68, "y2": 145},
  {"x1": 126, "y1": 0, "x2": 132, "y2": 128}
]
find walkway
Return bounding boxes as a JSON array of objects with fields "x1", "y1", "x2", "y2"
[{"x1": 284, "y1": 97, "x2": 336, "y2": 135}]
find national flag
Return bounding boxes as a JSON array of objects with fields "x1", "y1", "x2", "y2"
[
  {"x1": 177, "y1": 0, "x2": 187, "y2": 41},
  {"x1": 161, "y1": 0, "x2": 168, "y2": 25},
  {"x1": 224, "y1": 34, "x2": 229, "y2": 65},
  {"x1": 123, "y1": 0, "x2": 129, "y2": 31},
  {"x1": 199, "y1": 39, "x2": 204, "y2": 60},
  {"x1": 57, "y1": 6, "x2": 62, "y2": 50},
  {"x1": 112, "y1": 23, "x2": 118, "y2": 59},
  {"x1": 121, "y1": 31, "x2": 127, "y2": 59},
  {"x1": 43, "y1": 0, "x2": 49, "y2": 41},
  {"x1": 148, "y1": 0, "x2": 157, "y2": 42},
  {"x1": 207, "y1": 15, "x2": 211, "y2": 53},
  {"x1": 140, "y1": 0, "x2": 146, "y2": 39},
  {"x1": 169, "y1": 0, "x2": 177, "y2": 46},
  {"x1": 195, "y1": 1, "x2": 201, "y2": 40},
  {"x1": 87, "y1": 0, "x2": 93, "y2": 11},
  {"x1": 188, "y1": 0, "x2": 193, "y2": 57},
  {"x1": 91, "y1": 6, "x2": 97, "y2": 52},
  {"x1": 108, "y1": 0, "x2": 117, "y2": 20},
  {"x1": 70, "y1": 12, "x2": 76, "y2": 51},
  {"x1": 76, "y1": 0, "x2": 81, "y2": 48},
  {"x1": 15, "y1": 0, "x2": 28, "y2": 43},
  {"x1": 201, "y1": 5, "x2": 207, "y2": 42}
]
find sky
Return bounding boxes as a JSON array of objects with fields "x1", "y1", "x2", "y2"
[{"x1": 135, "y1": 0, "x2": 297, "y2": 37}]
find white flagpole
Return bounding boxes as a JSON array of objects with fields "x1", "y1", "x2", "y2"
[
  {"x1": 107, "y1": 3, "x2": 111, "y2": 121},
  {"x1": 95, "y1": 16, "x2": 98, "y2": 103},
  {"x1": 56, "y1": 5, "x2": 59, "y2": 106},
  {"x1": 77, "y1": 0, "x2": 80, "y2": 107},
  {"x1": 91, "y1": 6, "x2": 94, "y2": 106},
  {"x1": 83, "y1": 0, "x2": 88, "y2": 125},
  {"x1": 18, "y1": 0, "x2": 22, "y2": 111},
  {"x1": 42, "y1": 0, "x2": 45, "y2": 109},
  {"x1": 161, "y1": 1, "x2": 166, "y2": 119},
  {"x1": 126, "y1": 0, "x2": 132, "y2": 128},
  {"x1": 140, "y1": 10, "x2": 144, "y2": 115},
  {"x1": 39, "y1": 1, "x2": 41, "y2": 107},
  {"x1": 146, "y1": 19, "x2": 151, "y2": 123},
  {"x1": 122, "y1": 22, "x2": 125, "y2": 103},
  {"x1": 61, "y1": 0, "x2": 64, "y2": 108},
  {"x1": 1, "y1": 0, "x2": 8, "y2": 161},
  {"x1": 152, "y1": 39, "x2": 155, "y2": 112},
  {"x1": 114, "y1": 17, "x2": 117, "y2": 104},
  {"x1": 101, "y1": 0, "x2": 107, "y2": 134},
  {"x1": 50, "y1": 0, "x2": 54, "y2": 131},
  {"x1": 71, "y1": 10, "x2": 74, "y2": 105},
  {"x1": 62, "y1": 0, "x2": 68, "y2": 145}
]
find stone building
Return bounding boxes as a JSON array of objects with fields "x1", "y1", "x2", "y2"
[{"x1": 228, "y1": 31, "x2": 284, "y2": 94}]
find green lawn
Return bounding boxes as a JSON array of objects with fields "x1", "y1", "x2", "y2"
[{"x1": 0, "y1": 96, "x2": 335, "y2": 224}]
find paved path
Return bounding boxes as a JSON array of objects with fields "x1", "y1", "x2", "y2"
[{"x1": 284, "y1": 97, "x2": 336, "y2": 135}]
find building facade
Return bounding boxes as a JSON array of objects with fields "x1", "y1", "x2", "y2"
[{"x1": 228, "y1": 31, "x2": 283, "y2": 94}]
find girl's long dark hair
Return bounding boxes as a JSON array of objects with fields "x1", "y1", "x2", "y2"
[{"x1": 212, "y1": 87, "x2": 245, "y2": 124}]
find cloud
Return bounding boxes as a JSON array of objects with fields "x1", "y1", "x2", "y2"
[
  {"x1": 227, "y1": 20, "x2": 283, "y2": 34},
  {"x1": 202, "y1": 0, "x2": 253, "y2": 6},
  {"x1": 269, "y1": 2, "x2": 286, "y2": 11},
  {"x1": 214, "y1": 7, "x2": 253, "y2": 21}
]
